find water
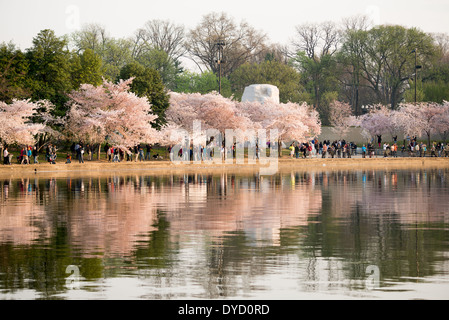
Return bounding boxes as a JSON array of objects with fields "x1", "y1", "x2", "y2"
[{"x1": 1, "y1": 168, "x2": 449, "y2": 300}]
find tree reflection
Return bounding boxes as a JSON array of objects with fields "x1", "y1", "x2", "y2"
[{"x1": 0, "y1": 169, "x2": 448, "y2": 298}]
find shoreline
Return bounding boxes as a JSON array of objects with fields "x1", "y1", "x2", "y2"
[{"x1": 1, "y1": 157, "x2": 449, "y2": 179}]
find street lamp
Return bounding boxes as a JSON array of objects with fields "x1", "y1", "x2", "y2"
[
  {"x1": 410, "y1": 49, "x2": 422, "y2": 103},
  {"x1": 215, "y1": 39, "x2": 226, "y2": 95}
]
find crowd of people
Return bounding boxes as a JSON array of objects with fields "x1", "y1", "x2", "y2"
[
  {"x1": 289, "y1": 140, "x2": 358, "y2": 159},
  {"x1": 2, "y1": 138, "x2": 449, "y2": 165},
  {"x1": 402, "y1": 140, "x2": 449, "y2": 158},
  {"x1": 104, "y1": 144, "x2": 162, "y2": 162}
]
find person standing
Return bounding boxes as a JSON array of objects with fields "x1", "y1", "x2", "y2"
[
  {"x1": 294, "y1": 144, "x2": 300, "y2": 159},
  {"x1": 139, "y1": 146, "x2": 145, "y2": 161},
  {"x1": 113, "y1": 147, "x2": 120, "y2": 162},
  {"x1": 3, "y1": 147, "x2": 10, "y2": 164},
  {"x1": 46, "y1": 144, "x2": 51, "y2": 162},
  {"x1": 146, "y1": 144, "x2": 152, "y2": 160},
  {"x1": 32, "y1": 146, "x2": 39, "y2": 164},
  {"x1": 86, "y1": 144, "x2": 92, "y2": 161},
  {"x1": 79, "y1": 144, "x2": 85, "y2": 163}
]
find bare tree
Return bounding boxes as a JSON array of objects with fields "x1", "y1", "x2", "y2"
[
  {"x1": 431, "y1": 32, "x2": 449, "y2": 63},
  {"x1": 342, "y1": 14, "x2": 372, "y2": 32},
  {"x1": 185, "y1": 12, "x2": 267, "y2": 77},
  {"x1": 250, "y1": 43, "x2": 291, "y2": 64},
  {"x1": 133, "y1": 19, "x2": 186, "y2": 61},
  {"x1": 291, "y1": 21, "x2": 340, "y2": 60}
]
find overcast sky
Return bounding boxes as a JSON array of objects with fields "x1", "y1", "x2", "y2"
[{"x1": 1, "y1": 0, "x2": 448, "y2": 51}]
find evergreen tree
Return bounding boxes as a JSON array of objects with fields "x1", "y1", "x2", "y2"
[{"x1": 25, "y1": 29, "x2": 73, "y2": 115}]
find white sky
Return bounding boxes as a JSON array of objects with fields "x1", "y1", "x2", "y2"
[{"x1": 1, "y1": 0, "x2": 448, "y2": 68}]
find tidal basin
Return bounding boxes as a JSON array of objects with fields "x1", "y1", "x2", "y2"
[{"x1": 1, "y1": 163, "x2": 449, "y2": 300}]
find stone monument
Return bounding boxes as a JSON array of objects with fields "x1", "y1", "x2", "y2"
[{"x1": 241, "y1": 84, "x2": 280, "y2": 104}]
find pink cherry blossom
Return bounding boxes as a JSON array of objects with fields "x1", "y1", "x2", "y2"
[
  {"x1": 65, "y1": 78, "x2": 159, "y2": 151},
  {"x1": 329, "y1": 101, "x2": 354, "y2": 139},
  {"x1": 0, "y1": 99, "x2": 48, "y2": 146},
  {"x1": 397, "y1": 102, "x2": 446, "y2": 145}
]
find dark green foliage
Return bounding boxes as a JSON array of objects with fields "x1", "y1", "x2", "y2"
[{"x1": 119, "y1": 61, "x2": 170, "y2": 129}]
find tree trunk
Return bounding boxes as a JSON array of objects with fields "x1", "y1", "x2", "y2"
[
  {"x1": 278, "y1": 138, "x2": 282, "y2": 158},
  {"x1": 97, "y1": 144, "x2": 101, "y2": 161}
]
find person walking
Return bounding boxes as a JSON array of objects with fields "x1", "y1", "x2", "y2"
[
  {"x1": 21, "y1": 147, "x2": 29, "y2": 164},
  {"x1": 26, "y1": 147, "x2": 32, "y2": 163}
]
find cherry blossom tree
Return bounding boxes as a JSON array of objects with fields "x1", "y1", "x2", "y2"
[
  {"x1": 397, "y1": 102, "x2": 446, "y2": 146},
  {"x1": 329, "y1": 101, "x2": 355, "y2": 139},
  {"x1": 238, "y1": 100, "x2": 321, "y2": 157},
  {"x1": 0, "y1": 99, "x2": 55, "y2": 148},
  {"x1": 238, "y1": 100, "x2": 321, "y2": 142},
  {"x1": 433, "y1": 101, "x2": 449, "y2": 143},
  {"x1": 166, "y1": 91, "x2": 251, "y2": 133},
  {"x1": 65, "y1": 78, "x2": 158, "y2": 159},
  {"x1": 163, "y1": 91, "x2": 321, "y2": 160},
  {"x1": 357, "y1": 104, "x2": 403, "y2": 143},
  {"x1": 165, "y1": 92, "x2": 253, "y2": 161}
]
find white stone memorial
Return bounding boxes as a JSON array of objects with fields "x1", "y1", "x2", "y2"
[{"x1": 241, "y1": 84, "x2": 280, "y2": 104}]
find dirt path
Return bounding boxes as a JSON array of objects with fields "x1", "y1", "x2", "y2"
[{"x1": 1, "y1": 157, "x2": 448, "y2": 179}]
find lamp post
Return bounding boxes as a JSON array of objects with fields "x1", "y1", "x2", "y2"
[
  {"x1": 215, "y1": 39, "x2": 225, "y2": 95},
  {"x1": 410, "y1": 49, "x2": 422, "y2": 103}
]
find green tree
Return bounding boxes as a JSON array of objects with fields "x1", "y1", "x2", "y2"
[
  {"x1": 70, "y1": 48, "x2": 103, "y2": 88},
  {"x1": 71, "y1": 24, "x2": 133, "y2": 82},
  {"x1": 423, "y1": 80, "x2": 449, "y2": 103},
  {"x1": 403, "y1": 79, "x2": 425, "y2": 103},
  {"x1": 351, "y1": 26, "x2": 436, "y2": 109},
  {"x1": 173, "y1": 71, "x2": 232, "y2": 97},
  {"x1": 25, "y1": 29, "x2": 73, "y2": 115},
  {"x1": 102, "y1": 38, "x2": 134, "y2": 81},
  {"x1": 0, "y1": 42, "x2": 31, "y2": 102},
  {"x1": 292, "y1": 51, "x2": 339, "y2": 124},
  {"x1": 119, "y1": 61, "x2": 170, "y2": 129},
  {"x1": 229, "y1": 60, "x2": 303, "y2": 103},
  {"x1": 135, "y1": 48, "x2": 182, "y2": 90}
]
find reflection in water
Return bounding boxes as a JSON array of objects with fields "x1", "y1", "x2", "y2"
[{"x1": 0, "y1": 169, "x2": 448, "y2": 299}]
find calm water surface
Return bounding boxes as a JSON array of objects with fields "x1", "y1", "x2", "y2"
[{"x1": 1, "y1": 168, "x2": 449, "y2": 300}]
